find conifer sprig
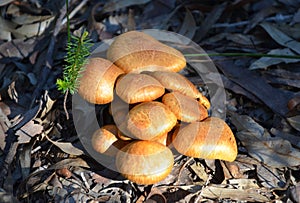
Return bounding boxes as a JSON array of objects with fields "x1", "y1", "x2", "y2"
[{"x1": 56, "y1": 30, "x2": 93, "y2": 94}]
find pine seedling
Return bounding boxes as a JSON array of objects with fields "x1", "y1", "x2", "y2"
[
  {"x1": 56, "y1": 30, "x2": 93, "y2": 94},
  {"x1": 56, "y1": 0, "x2": 93, "y2": 119}
]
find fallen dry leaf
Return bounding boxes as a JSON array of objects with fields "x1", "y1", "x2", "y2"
[
  {"x1": 260, "y1": 22, "x2": 300, "y2": 54},
  {"x1": 200, "y1": 184, "x2": 272, "y2": 202},
  {"x1": 45, "y1": 135, "x2": 84, "y2": 156},
  {"x1": 16, "y1": 120, "x2": 43, "y2": 144},
  {"x1": 231, "y1": 113, "x2": 300, "y2": 167},
  {"x1": 249, "y1": 48, "x2": 300, "y2": 70},
  {"x1": 287, "y1": 115, "x2": 300, "y2": 132}
]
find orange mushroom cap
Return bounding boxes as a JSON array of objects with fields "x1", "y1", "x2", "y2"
[
  {"x1": 107, "y1": 31, "x2": 186, "y2": 73},
  {"x1": 126, "y1": 101, "x2": 177, "y2": 140},
  {"x1": 116, "y1": 140, "x2": 174, "y2": 185},
  {"x1": 91, "y1": 125, "x2": 130, "y2": 157},
  {"x1": 78, "y1": 58, "x2": 124, "y2": 104},
  {"x1": 144, "y1": 71, "x2": 202, "y2": 99},
  {"x1": 115, "y1": 73, "x2": 165, "y2": 104},
  {"x1": 172, "y1": 117, "x2": 237, "y2": 162},
  {"x1": 162, "y1": 92, "x2": 208, "y2": 122},
  {"x1": 91, "y1": 125, "x2": 119, "y2": 154}
]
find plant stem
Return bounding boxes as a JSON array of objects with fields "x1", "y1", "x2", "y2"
[{"x1": 184, "y1": 52, "x2": 300, "y2": 59}]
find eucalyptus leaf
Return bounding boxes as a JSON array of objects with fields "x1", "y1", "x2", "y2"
[
  {"x1": 231, "y1": 113, "x2": 300, "y2": 168},
  {"x1": 249, "y1": 48, "x2": 300, "y2": 70},
  {"x1": 287, "y1": 115, "x2": 300, "y2": 132}
]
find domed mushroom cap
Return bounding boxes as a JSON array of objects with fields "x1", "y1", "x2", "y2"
[
  {"x1": 116, "y1": 73, "x2": 165, "y2": 104},
  {"x1": 172, "y1": 117, "x2": 237, "y2": 162},
  {"x1": 107, "y1": 31, "x2": 186, "y2": 73},
  {"x1": 78, "y1": 58, "x2": 124, "y2": 104},
  {"x1": 92, "y1": 125, "x2": 130, "y2": 156},
  {"x1": 116, "y1": 140, "x2": 174, "y2": 185},
  {"x1": 126, "y1": 101, "x2": 177, "y2": 140},
  {"x1": 91, "y1": 125, "x2": 119, "y2": 154},
  {"x1": 144, "y1": 71, "x2": 201, "y2": 98},
  {"x1": 162, "y1": 92, "x2": 208, "y2": 122}
]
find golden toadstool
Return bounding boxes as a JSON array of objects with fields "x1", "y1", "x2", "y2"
[
  {"x1": 116, "y1": 140, "x2": 174, "y2": 185},
  {"x1": 115, "y1": 73, "x2": 165, "y2": 104},
  {"x1": 144, "y1": 71, "x2": 201, "y2": 98},
  {"x1": 126, "y1": 101, "x2": 177, "y2": 140},
  {"x1": 162, "y1": 92, "x2": 208, "y2": 122},
  {"x1": 91, "y1": 125, "x2": 119, "y2": 154},
  {"x1": 107, "y1": 31, "x2": 186, "y2": 73},
  {"x1": 91, "y1": 125, "x2": 129, "y2": 156},
  {"x1": 78, "y1": 58, "x2": 124, "y2": 104},
  {"x1": 172, "y1": 117, "x2": 237, "y2": 162},
  {"x1": 144, "y1": 71, "x2": 210, "y2": 109}
]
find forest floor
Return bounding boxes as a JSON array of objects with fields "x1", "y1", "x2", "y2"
[{"x1": 0, "y1": 0, "x2": 300, "y2": 202}]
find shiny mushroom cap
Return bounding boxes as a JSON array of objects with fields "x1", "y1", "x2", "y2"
[
  {"x1": 162, "y1": 92, "x2": 208, "y2": 122},
  {"x1": 144, "y1": 71, "x2": 210, "y2": 109},
  {"x1": 78, "y1": 58, "x2": 124, "y2": 104},
  {"x1": 107, "y1": 31, "x2": 186, "y2": 73},
  {"x1": 126, "y1": 101, "x2": 177, "y2": 140},
  {"x1": 91, "y1": 125, "x2": 130, "y2": 156},
  {"x1": 116, "y1": 73, "x2": 165, "y2": 104},
  {"x1": 144, "y1": 71, "x2": 202, "y2": 98},
  {"x1": 91, "y1": 125, "x2": 119, "y2": 154},
  {"x1": 172, "y1": 117, "x2": 237, "y2": 162},
  {"x1": 116, "y1": 140, "x2": 174, "y2": 185}
]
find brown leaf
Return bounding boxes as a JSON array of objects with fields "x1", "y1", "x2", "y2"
[
  {"x1": 287, "y1": 115, "x2": 300, "y2": 132},
  {"x1": 0, "y1": 104, "x2": 11, "y2": 151},
  {"x1": 178, "y1": 8, "x2": 196, "y2": 39},
  {"x1": 214, "y1": 57, "x2": 294, "y2": 116},
  {"x1": 194, "y1": 2, "x2": 228, "y2": 42},
  {"x1": 256, "y1": 165, "x2": 286, "y2": 189},
  {"x1": 200, "y1": 184, "x2": 272, "y2": 202},
  {"x1": 231, "y1": 113, "x2": 300, "y2": 168},
  {"x1": 260, "y1": 22, "x2": 300, "y2": 54},
  {"x1": 45, "y1": 135, "x2": 84, "y2": 156},
  {"x1": 249, "y1": 48, "x2": 300, "y2": 70},
  {"x1": 102, "y1": 0, "x2": 151, "y2": 13},
  {"x1": 48, "y1": 158, "x2": 90, "y2": 170},
  {"x1": 16, "y1": 120, "x2": 43, "y2": 144}
]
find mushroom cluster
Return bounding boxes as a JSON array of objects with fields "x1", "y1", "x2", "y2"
[{"x1": 78, "y1": 31, "x2": 237, "y2": 185}]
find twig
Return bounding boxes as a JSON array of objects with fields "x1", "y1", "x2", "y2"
[
  {"x1": 61, "y1": 0, "x2": 89, "y2": 25},
  {"x1": 63, "y1": 89, "x2": 69, "y2": 120},
  {"x1": 174, "y1": 157, "x2": 194, "y2": 185},
  {"x1": 194, "y1": 174, "x2": 213, "y2": 203}
]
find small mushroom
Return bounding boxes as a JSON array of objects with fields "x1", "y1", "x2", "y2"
[
  {"x1": 126, "y1": 101, "x2": 177, "y2": 140},
  {"x1": 172, "y1": 117, "x2": 237, "y2": 162},
  {"x1": 116, "y1": 73, "x2": 165, "y2": 104},
  {"x1": 116, "y1": 140, "x2": 174, "y2": 184},
  {"x1": 78, "y1": 58, "x2": 124, "y2": 104},
  {"x1": 144, "y1": 71, "x2": 210, "y2": 109},
  {"x1": 91, "y1": 125, "x2": 119, "y2": 154},
  {"x1": 162, "y1": 92, "x2": 208, "y2": 122},
  {"x1": 144, "y1": 71, "x2": 201, "y2": 98},
  {"x1": 107, "y1": 31, "x2": 186, "y2": 73},
  {"x1": 92, "y1": 125, "x2": 130, "y2": 157}
]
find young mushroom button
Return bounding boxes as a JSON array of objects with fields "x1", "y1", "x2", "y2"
[
  {"x1": 172, "y1": 117, "x2": 238, "y2": 162},
  {"x1": 78, "y1": 58, "x2": 124, "y2": 104},
  {"x1": 116, "y1": 140, "x2": 174, "y2": 185},
  {"x1": 107, "y1": 31, "x2": 186, "y2": 73}
]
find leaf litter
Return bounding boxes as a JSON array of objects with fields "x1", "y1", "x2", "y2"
[{"x1": 0, "y1": 0, "x2": 300, "y2": 202}]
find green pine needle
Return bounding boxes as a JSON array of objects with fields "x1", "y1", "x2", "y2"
[{"x1": 56, "y1": 30, "x2": 93, "y2": 94}]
